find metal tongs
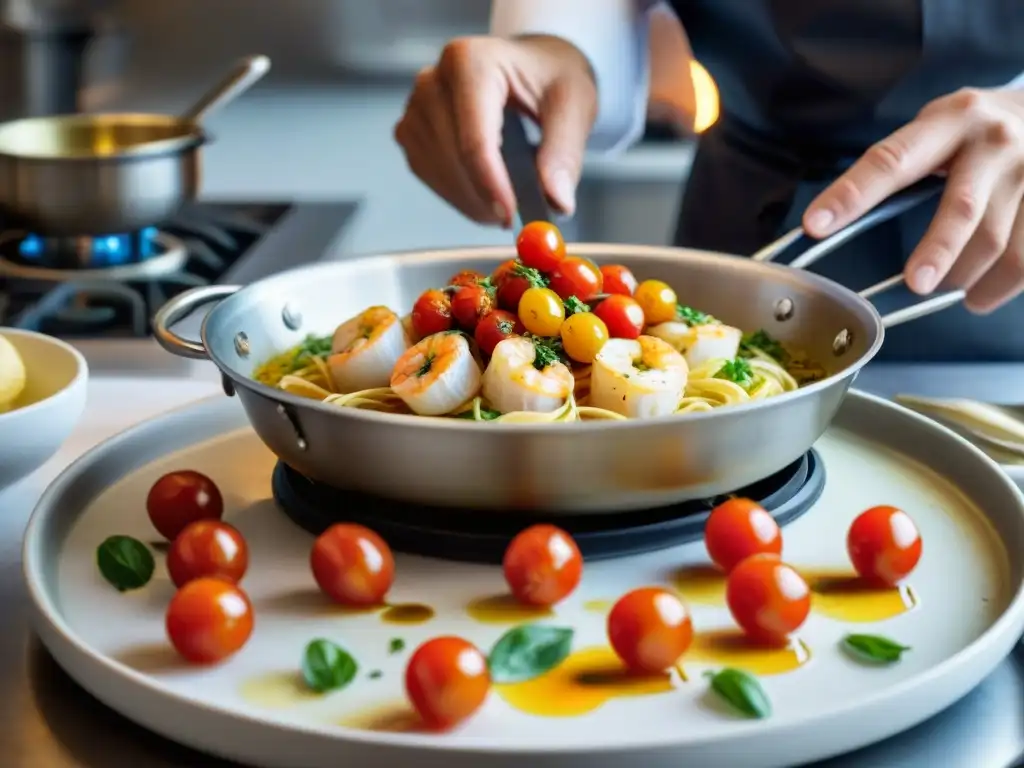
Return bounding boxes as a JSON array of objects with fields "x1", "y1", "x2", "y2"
[{"x1": 500, "y1": 107, "x2": 553, "y2": 229}]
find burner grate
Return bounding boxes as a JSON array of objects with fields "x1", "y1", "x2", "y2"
[{"x1": 272, "y1": 451, "x2": 826, "y2": 563}]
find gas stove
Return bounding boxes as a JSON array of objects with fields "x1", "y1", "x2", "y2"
[{"x1": 0, "y1": 200, "x2": 361, "y2": 376}]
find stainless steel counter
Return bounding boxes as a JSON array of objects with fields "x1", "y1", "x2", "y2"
[{"x1": 2, "y1": 374, "x2": 1024, "y2": 768}]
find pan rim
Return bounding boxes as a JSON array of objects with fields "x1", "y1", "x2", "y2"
[
  {"x1": 0, "y1": 113, "x2": 207, "y2": 161},
  {"x1": 203, "y1": 243, "x2": 885, "y2": 434}
]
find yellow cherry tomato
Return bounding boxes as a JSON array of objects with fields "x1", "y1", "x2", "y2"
[
  {"x1": 634, "y1": 280, "x2": 678, "y2": 325},
  {"x1": 560, "y1": 312, "x2": 609, "y2": 364},
  {"x1": 518, "y1": 287, "x2": 565, "y2": 337}
]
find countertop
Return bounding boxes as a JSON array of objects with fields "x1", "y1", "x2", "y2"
[{"x1": 3, "y1": 374, "x2": 1024, "y2": 768}]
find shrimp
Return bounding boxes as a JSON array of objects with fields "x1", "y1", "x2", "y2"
[
  {"x1": 327, "y1": 306, "x2": 410, "y2": 392},
  {"x1": 390, "y1": 332, "x2": 482, "y2": 416},
  {"x1": 481, "y1": 337, "x2": 575, "y2": 414},
  {"x1": 682, "y1": 323, "x2": 742, "y2": 368},
  {"x1": 589, "y1": 335, "x2": 688, "y2": 418},
  {"x1": 645, "y1": 321, "x2": 690, "y2": 352}
]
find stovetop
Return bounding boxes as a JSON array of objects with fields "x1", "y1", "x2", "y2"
[{"x1": 0, "y1": 200, "x2": 361, "y2": 376}]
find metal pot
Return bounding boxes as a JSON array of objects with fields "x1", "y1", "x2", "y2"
[
  {"x1": 153, "y1": 179, "x2": 962, "y2": 513},
  {"x1": 0, "y1": 53, "x2": 270, "y2": 235}
]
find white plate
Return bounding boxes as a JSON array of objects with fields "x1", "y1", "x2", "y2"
[{"x1": 22, "y1": 390, "x2": 1024, "y2": 768}]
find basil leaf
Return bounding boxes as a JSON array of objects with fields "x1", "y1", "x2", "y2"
[
  {"x1": 96, "y1": 535, "x2": 155, "y2": 592},
  {"x1": 301, "y1": 638, "x2": 358, "y2": 693},
  {"x1": 487, "y1": 624, "x2": 573, "y2": 683},
  {"x1": 842, "y1": 634, "x2": 910, "y2": 664},
  {"x1": 705, "y1": 668, "x2": 771, "y2": 719},
  {"x1": 389, "y1": 637, "x2": 406, "y2": 654}
]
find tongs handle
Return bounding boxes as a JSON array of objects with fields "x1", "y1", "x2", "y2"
[
  {"x1": 752, "y1": 176, "x2": 965, "y2": 329},
  {"x1": 500, "y1": 107, "x2": 553, "y2": 230}
]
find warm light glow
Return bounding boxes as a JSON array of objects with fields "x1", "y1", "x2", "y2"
[{"x1": 689, "y1": 60, "x2": 720, "y2": 134}]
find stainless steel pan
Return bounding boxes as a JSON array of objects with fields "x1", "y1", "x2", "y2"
[
  {"x1": 153, "y1": 179, "x2": 961, "y2": 514},
  {"x1": 0, "y1": 54, "x2": 270, "y2": 236}
]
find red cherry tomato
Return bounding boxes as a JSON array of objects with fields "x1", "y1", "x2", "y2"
[
  {"x1": 167, "y1": 520, "x2": 249, "y2": 588},
  {"x1": 516, "y1": 221, "x2": 566, "y2": 272},
  {"x1": 704, "y1": 498, "x2": 782, "y2": 573},
  {"x1": 607, "y1": 587, "x2": 693, "y2": 673},
  {"x1": 411, "y1": 289, "x2": 455, "y2": 339},
  {"x1": 310, "y1": 523, "x2": 395, "y2": 607},
  {"x1": 847, "y1": 505, "x2": 922, "y2": 587},
  {"x1": 405, "y1": 636, "x2": 490, "y2": 730},
  {"x1": 493, "y1": 259, "x2": 546, "y2": 311},
  {"x1": 726, "y1": 554, "x2": 810, "y2": 645},
  {"x1": 474, "y1": 310, "x2": 524, "y2": 357},
  {"x1": 593, "y1": 295, "x2": 646, "y2": 339},
  {"x1": 450, "y1": 285, "x2": 495, "y2": 331},
  {"x1": 165, "y1": 577, "x2": 254, "y2": 664},
  {"x1": 503, "y1": 524, "x2": 583, "y2": 607},
  {"x1": 448, "y1": 269, "x2": 486, "y2": 289},
  {"x1": 600, "y1": 264, "x2": 638, "y2": 296},
  {"x1": 548, "y1": 257, "x2": 603, "y2": 302},
  {"x1": 146, "y1": 470, "x2": 224, "y2": 541}
]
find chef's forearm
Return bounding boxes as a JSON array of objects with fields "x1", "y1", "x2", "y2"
[{"x1": 490, "y1": 0, "x2": 656, "y2": 153}]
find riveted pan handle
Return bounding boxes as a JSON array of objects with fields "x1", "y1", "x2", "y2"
[
  {"x1": 751, "y1": 176, "x2": 965, "y2": 328},
  {"x1": 153, "y1": 285, "x2": 239, "y2": 359}
]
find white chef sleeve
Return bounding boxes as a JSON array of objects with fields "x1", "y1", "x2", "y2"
[{"x1": 490, "y1": 0, "x2": 656, "y2": 154}]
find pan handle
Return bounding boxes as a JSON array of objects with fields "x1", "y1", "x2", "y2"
[
  {"x1": 750, "y1": 176, "x2": 965, "y2": 327},
  {"x1": 153, "y1": 285, "x2": 240, "y2": 360}
]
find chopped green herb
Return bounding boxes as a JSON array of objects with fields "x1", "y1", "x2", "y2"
[
  {"x1": 677, "y1": 305, "x2": 713, "y2": 325},
  {"x1": 368, "y1": 669, "x2": 383, "y2": 679},
  {"x1": 841, "y1": 634, "x2": 910, "y2": 664},
  {"x1": 389, "y1": 638, "x2": 406, "y2": 654},
  {"x1": 285, "y1": 334, "x2": 333, "y2": 374},
  {"x1": 512, "y1": 263, "x2": 549, "y2": 288},
  {"x1": 739, "y1": 329, "x2": 788, "y2": 363},
  {"x1": 564, "y1": 295, "x2": 590, "y2": 316},
  {"x1": 301, "y1": 638, "x2": 358, "y2": 693},
  {"x1": 487, "y1": 625, "x2": 574, "y2": 683},
  {"x1": 416, "y1": 353, "x2": 435, "y2": 377},
  {"x1": 633, "y1": 362, "x2": 651, "y2": 373},
  {"x1": 455, "y1": 406, "x2": 502, "y2": 421},
  {"x1": 705, "y1": 668, "x2": 771, "y2": 719},
  {"x1": 96, "y1": 535, "x2": 155, "y2": 592},
  {"x1": 477, "y1": 276, "x2": 496, "y2": 293},
  {"x1": 531, "y1": 337, "x2": 563, "y2": 371},
  {"x1": 715, "y1": 358, "x2": 757, "y2": 389}
]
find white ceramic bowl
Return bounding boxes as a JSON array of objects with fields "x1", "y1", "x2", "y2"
[{"x1": 0, "y1": 329, "x2": 88, "y2": 491}]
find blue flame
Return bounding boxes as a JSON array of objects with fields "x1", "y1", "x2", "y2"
[{"x1": 18, "y1": 226, "x2": 160, "y2": 265}]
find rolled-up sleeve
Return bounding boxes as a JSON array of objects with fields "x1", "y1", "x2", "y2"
[{"x1": 490, "y1": 0, "x2": 656, "y2": 154}]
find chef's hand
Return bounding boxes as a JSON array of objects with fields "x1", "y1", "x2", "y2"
[
  {"x1": 804, "y1": 87, "x2": 1024, "y2": 314},
  {"x1": 394, "y1": 35, "x2": 596, "y2": 227}
]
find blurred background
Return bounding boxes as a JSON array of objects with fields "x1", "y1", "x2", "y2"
[{"x1": 0, "y1": 0, "x2": 716, "y2": 255}]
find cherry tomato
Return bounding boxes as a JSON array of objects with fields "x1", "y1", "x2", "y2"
[
  {"x1": 593, "y1": 295, "x2": 645, "y2": 339},
  {"x1": 411, "y1": 289, "x2": 454, "y2": 339},
  {"x1": 600, "y1": 264, "x2": 638, "y2": 296},
  {"x1": 448, "y1": 269, "x2": 486, "y2": 289},
  {"x1": 607, "y1": 587, "x2": 693, "y2": 673},
  {"x1": 165, "y1": 577, "x2": 254, "y2": 664},
  {"x1": 167, "y1": 520, "x2": 249, "y2": 588},
  {"x1": 634, "y1": 280, "x2": 678, "y2": 325},
  {"x1": 474, "y1": 310, "x2": 524, "y2": 357},
  {"x1": 726, "y1": 554, "x2": 810, "y2": 645},
  {"x1": 847, "y1": 505, "x2": 922, "y2": 587},
  {"x1": 310, "y1": 523, "x2": 395, "y2": 606},
  {"x1": 518, "y1": 287, "x2": 565, "y2": 337},
  {"x1": 493, "y1": 260, "x2": 545, "y2": 311},
  {"x1": 146, "y1": 470, "x2": 224, "y2": 542},
  {"x1": 516, "y1": 221, "x2": 566, "y2": 272},
  {"x1": 450, "y1": 285, "x2": 495, "y2": 331},
  {"x1": 704, "y1": 498, "x2": 782, "y2": 573},
  {"x1": 405, "y1": 636, "x2": 490, "y2": 730},
  {"x1": 503, "y1": 524, "x2": 583, "y2": 606},
  {"x1": 560, "y1": 312, "x2": 609, "y2": 364},
  {"x1": 548, "y1": 257, "x2": 604, "y2": 302}
]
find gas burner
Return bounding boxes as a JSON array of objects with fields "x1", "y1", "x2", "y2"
[
  {"x1": 272, "y1": 450, "x2": 826, "y2": 563},
  {"x1": 0, "y1": 229, "x2": 188, "y2": 282}
]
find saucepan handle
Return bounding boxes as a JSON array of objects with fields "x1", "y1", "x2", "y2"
[
  {"x1": 153, "y1": 285, "x2": 240, "y2": 360},
  {"x1": 750, "y1": 176, "x2": 965, "y2": 328}
]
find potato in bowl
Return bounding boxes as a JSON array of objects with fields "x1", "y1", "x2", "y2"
[{"x1": 0, "y1": 329, "x2": 88, "y2": 491}]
